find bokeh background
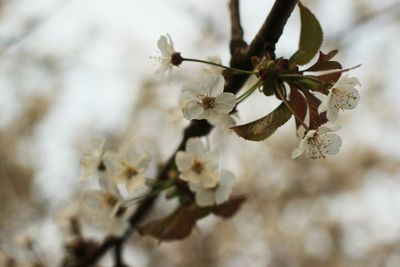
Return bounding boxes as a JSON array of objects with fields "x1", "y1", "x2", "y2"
[{"x1": 1, "y1": 0, "x2": 400, "y2": 266}]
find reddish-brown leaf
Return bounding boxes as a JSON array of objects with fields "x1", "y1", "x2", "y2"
[
  {"x1": 138, "y1": 196, "x2": 247, "y2": 241},
  {"x1": 304, "y1": 50, "x2": 342, "y2": 72},
  {"x1": 212, "y1": 195, "x2": 246, "y2": 218},
  {"x1": 289, "y1": 87, "x2": 307, "y2": 131},
  {"x1": 303, "y1": 90, "x2": 327, "y2": 129}
]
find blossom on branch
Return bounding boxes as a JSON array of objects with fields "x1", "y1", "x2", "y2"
[
  {"x1": 175, "y1": 138, "x2": 220, "y2": 188},
  {"x1": 181, "y1": 74, "x2": 236, "y2": 125},
  {"x1": 104, "y1": 144, "x2": 151, "y2": 193},
  {"x1": 189, "y1": 169, "x2": 235, "y2": 207},
  {"x1": 79, "y1": 138, "x2": 106, "y2": 181},
  {"x1": 318, "y1": 74, "x2": 361, "y2": 121},
  {"x1": 153, "y1": 34, "x2": 182, "y2": 79},
  {"x1": 291, "y1": 123, "x2": 342, "y2": 159}
]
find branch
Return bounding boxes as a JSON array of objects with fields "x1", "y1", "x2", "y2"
[
  {"x1": 229, "y1": 0, "x2": 246, "y2": 54},
  {"x1": 75, "y1": 1, "x2": 298, "y2": 266}
]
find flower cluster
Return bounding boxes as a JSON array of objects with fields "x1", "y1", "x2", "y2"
[
  {"x1": 77, "y1": 140, "x2": 151, "y2": 234},
  {"x1": 292, "y1": 75, "x2": 360, "y2": 159},
  {"x1": 175, "y1": 138, "x2": 235, "y2": 207}
]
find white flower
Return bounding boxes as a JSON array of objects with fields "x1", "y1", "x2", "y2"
[
  {"x1": 80, "y1": 189, "x2": 128, "y2": 235},
  {"x1": 79, "y1": 138, "x2": 106, "y2": 181},
  {"x1": 203, "y1": 56, "x2": 223, "y2": 75},
  {"x1": 318, "y1": 74, "x2": 361, "y2": 121},
  {"x1": 103, "y1": 144, "x2": 151, "y2": 193},
  {"x1": 153, "y1": 34, "x2": 178, "y2": 79},
  {"x1": 291, "y1": 123, "x2": 342, "y2": 159},
  {"x1": 189, "y1": 170, "x2": 235, "y2": 207},
  {"x1": 175, "y1": 138, "x2": 219, "y2": 188},
  {"x1": 181, "y1": 74, "x2": 236, "y2": 125}
]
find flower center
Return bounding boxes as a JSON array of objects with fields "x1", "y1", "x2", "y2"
[
  {"x1": 104, "y1": 194, "x2": 119, "y2": 208},
  {"x1": 198, "y1": 95, "x2": 216, "y2": 109},
  {"x1": 191, "y1": 159, "x2": 205, "y2": 174},
  {"x1": 123, "y1": 166, "x2": 138, "y2": 180},
  {"x1": 307, "y1": 132, "x2": 326, "y2": 159}
]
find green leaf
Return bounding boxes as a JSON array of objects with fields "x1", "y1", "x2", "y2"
[
  {"x1": 232, "y1": 103, "x2": 292, "y2": 141},
  {"x1": 290, "y1": 2, "x2": 323, "y2": 65}
]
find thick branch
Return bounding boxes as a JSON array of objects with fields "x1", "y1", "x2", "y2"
[{"x1": 229, "y1": 0, "x2": 246, "y2": 54}]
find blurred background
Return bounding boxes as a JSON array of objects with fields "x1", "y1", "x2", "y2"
[{"x1": 0, "y1": 0, "x2": 400, "y2": 266}]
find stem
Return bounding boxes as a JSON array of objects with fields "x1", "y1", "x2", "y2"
[
  {"x1": 236, "y1": 79, "x2": 263, "y2": 104},
  {"x1": 276, "y1": 84, "x2": 310, "y2": 130},
  {"x1": 279, "y1": 74, "x2": 322, "y2": 83},
  {"x1": 181, "y1": 57, "x2": 256, "y2": 75}
]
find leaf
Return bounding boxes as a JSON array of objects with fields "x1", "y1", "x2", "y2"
[
  {"x1": 212, "y1": 195, "x2": 246, "y2": 218},
  {"x1": 290, "y1": 2, "x2": 323, "y2": 65},
  {"x1": 138, "y1": 196, "x2": 246, "y2": 241},
  {"x1": 289, "y1": 87, "x2": 307, "y2": 131},
  {"x1": 232, "y1": 103, "x2": 292, "y2": 141},
  {"x1": 303, "y1": 90, "x2": 327, "y2": 129},
  {"x1": 304, "y1": 50, "x2": 342, "y2": 72}
]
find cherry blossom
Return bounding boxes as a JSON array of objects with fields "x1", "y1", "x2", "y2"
[
  {"x1": 318, "y1": 74, "x2": 361, "y2": 121},
  {"x1": 189, "y1": 169, "x2": 235, "y2": 207},
  {"x1": 291, "y1": 123, "x2": 342, "y2": 159},
  {"x1": 181, "y1": 74, "x2": 236, "y2": 125},
  {"x1": 103, "y1": 144, "x2": 151, "y2": 193},
  {"x1": 153, "y1": 34, "x2": 180, "y2": 79},
  {"x1": 79, "y1": 138, "x2": 106, "y2": 181},
  {"x1": 175, "y1": 138, "x2": 219, "y2": 188}
]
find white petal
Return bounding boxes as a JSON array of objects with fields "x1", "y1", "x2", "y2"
[
  {"x1": 220, "y1": 170, "x2": 235, "y2": 187},
  {"x1": 98, "y1": 174, "x2": 120, "y2": 197},
  {"x1": 326, "y1": 103, "x2": 339, "y2": 122},
  {"x1": 317, "y1": 92, "x2": 331, "y2": 113},
  {"x1": 103, "y1": 151, "x2": 120, "y2": 173},
  {"x1": 134, "y1": 152, "x2": 151, "y2": 173},
  {"x1": 321, "y1": 133, "x2": 342, "y2": 155},
  {"x1": 157, "y1": 35, "x2": 173, "y2": 57},
  {"x1": 202, "y1": 74, "x2": 225, "y2": 96},
  {"x1": 186, "y1": 138, "x2": 207, "y2": 155},
  {"x1": 180, "y1": 171, "x2": 201, "y2": 184},
  {"x1": 195, "y1": 189, "x2": 215, "y2": 207},
  {"x1": 199, "y1": 170, "x2": 219, "y2": 188},
  {"x1": 202, "y1": 151, "x2": 219, "y2": 170},
  {"x1": 318, "y1": 122, "x2": 341, "y2": 134},
  {"x1": 182, "y1": 101, "x2": 204, "y2": 120},
  {"x1": 342, "y1": 87, "x2": 360, "y2": 109},
  {"x1": 127, "y1": 175, "x2": 146, "y2": 193},
  {"x1": 213, "y1": 170, "x2": 235, "y2": 203},
  {"x1": 188, "y1": 182, "x2": 202, "y2": 192},
  {"x1": 175, "y1": 151, "x2": 193, "y2": 172},
  {"x1": 291, "y1": 139, "x2": 306, "y2": 159},
  {"x1": 215, "y1": 93, "x2": 236, "y2": 114}
]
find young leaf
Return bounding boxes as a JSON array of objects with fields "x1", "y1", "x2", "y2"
[
  {"x1": 303, "y1": 90, "x2": 327, "y2": 129},
  {"x1": 232, "y1": 103, "x2": 292, "y2": 141},
  {"x1": 289, "y1": 87, "x2": 307, "y2": 131},
  {"x1": 304, "y1": 50, "x2": 342, "y2": 72},
  {"x1": 138, "y1": 196, "x2": 246, "y2": 241},
  {"x1": 290, "y1": 2, "x2": 323, "y2": 65}
]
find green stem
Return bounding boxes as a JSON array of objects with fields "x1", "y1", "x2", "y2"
[
  {"x1": 279, "y1": 74, "x2": 322, "y2": 83},
  {"x1": 182, "y1": 57, "x2": 256, "y2": 75},
  {"x1": 236, "y1": 79, "x2": 263, "y2": 104}
]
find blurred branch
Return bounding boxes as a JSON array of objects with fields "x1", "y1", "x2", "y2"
[
  {"x1": 73, "y1": 0, "x2": 298, "y2": 266},
  {"x1": 229, "y1": 0, "x2": 246, "y2": 54},
  {"x1": 329, "y1": 1, "x2": 400, "y2": 45}
]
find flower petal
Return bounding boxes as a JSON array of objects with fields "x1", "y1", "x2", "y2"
[
  {"x1": 134, "y1": 152, "x2": 151, "y2": 173},
  {"x1": 195, "y1": 188, "x2": 215, "y2": 207},
  {"x1": 326, "y1": 103, "x2": 339, "y2": 122},
  {"x1": 186, "y1": 138, "x2": 207, "y2": 155},
  {"x1": 215, "y1": 93, "x2": 236, "y2": 114},
  {"x1": 202, "y1": 74, "x2": 225, "y2": 96},
  {"x1": 321, "y1": 133, "x2": 342, "y2": 155},
  {"x1": 175, "y1": 151, "x2": 193, "y2": 172},
  {"x1": 182, "y1": 101, "x2": 204, "y2": 120},
  {"x1": 127, "y1": 175, "x2": 146, "y2": 193},
  {"x1": 291, "y1": 139, "x2": 306, "y2": 159}
]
